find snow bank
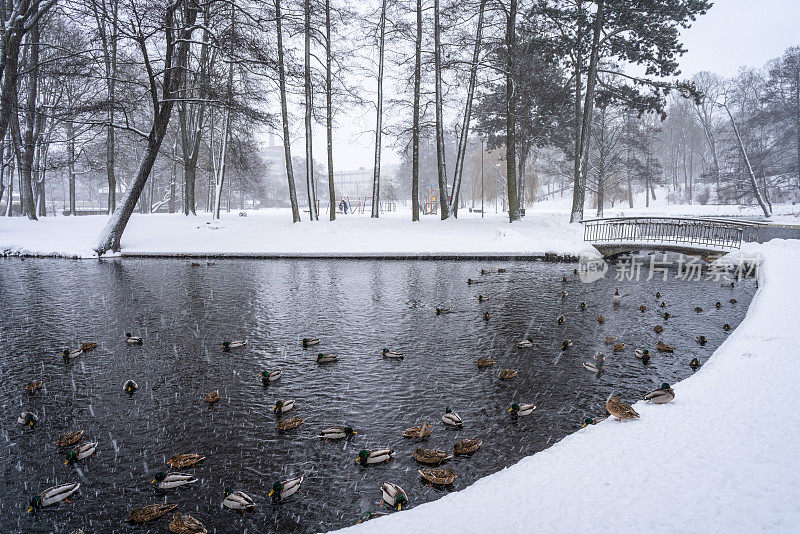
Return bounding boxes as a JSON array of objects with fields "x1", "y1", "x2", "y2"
[
  {"x1": 0, "y1": 208, "x2": 593, "y2": 258},
  {"x1": 335, "y1": 239, "x2": 800, "y2": 533}
]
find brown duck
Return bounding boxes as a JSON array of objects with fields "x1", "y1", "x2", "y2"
[
  {"x1": 56, "y1": 430, "x2": 83, "y2": 447},
  {"x1": 167, "y1": 454, "x2": 205, "y2": 469},
  {"x1": 412, "y1": 448, "x2": 452, "y2": 465},
  {"x1": 498, "y1": 369, "x2": 518, "y2": 380},
  {"x1": 276, "y1": 418, "x2": 305, "y2": 431},
  {"x1": 656, "y1": 341, "x2": 674, "y2": 353},
  {"x1": 403, "y1": 422, "x2": 432, "y2": 439},
  {"x1": 453, "y1": 438, "x2": 482, "y2": 455},
  {"x1": 605, "y1": 395, "x2": 640, "y2": 421},
  {"x1": 477, "y1": 358, "x2": 496, "y2": 368},
  {"x1": 419, "y1": 467, "x2": 457, "y2": 485},
  {"x1": 126, "y1": 503, "x2": 179, "y2": 524}
]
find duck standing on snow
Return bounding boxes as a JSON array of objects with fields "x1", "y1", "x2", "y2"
[
  {"x1": 221, "y1": 340, "x2": 246, "y2": 352},
  {"x1": 125, "y1": 333, "x2": 143, "y2": 344},
  {"x1": 644, "y1": 383, "x2": 675, "y2": 404},
  {"x1": 605, "y1": 395, "x2": 640, "y2": 421},
  {"x1": 382, "y1": 348, "x2": 403, "y2": 359},
  {"x1": 64, "y1": 442, "x2": 98, "y2": 465},
  {"x1": 318, "y1": 426, "x2": 356, "y2": 440},
  {"x1": 508, "y1": 403, "x2": 536, "y2": 416},
  {"x1": 380, "y1": 482, "x2": 407, "y2": 510},
  {"x1": 18, "y1": 411, "x2": 38, "y2": 428},
  {"x1": 27, "y1": 483, "x2": 81, "y2": 513},
  {"x1": 357, "y1": 449, "x2": 394, "y2": 465},
  {"x1": 123, "y1": 380, "x2": 139, "y2": 395},
  {"x1": 442, "y1": 407, "x2": 463, "y2": 427},
  {"x1": 302, "y1": 337, "x2": 319, "y2": 348},
  {"x1": 223, "y1": 488, "x2": 255, "y2": 512},
  {"x1": 270, "y1": 477, "x2": 303, "y2": 501},
  {"x1": 152, "y1": 472, "x2": 198, "y2": 490}
]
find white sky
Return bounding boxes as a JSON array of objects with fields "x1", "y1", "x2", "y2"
[{"x1": 272, "y1": 0, "x2": 800, "y2": 174}]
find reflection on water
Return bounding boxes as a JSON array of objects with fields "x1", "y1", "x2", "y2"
[{"x1": 0, "y1": 257, "x2": 754, "y2": 532}]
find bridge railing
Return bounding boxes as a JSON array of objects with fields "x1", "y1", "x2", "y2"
[{"x1": 580, "y1": 216, "x2": 765, "y2": 250}]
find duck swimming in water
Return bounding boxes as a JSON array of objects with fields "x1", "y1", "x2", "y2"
[
  {"x1": 222, "y1": 340, "x2": 246, "y2": 351},
  {"x1": 695, "y1": 306, "x2": 703, "y2": 313},
  {"x1": 382, "y1": 348, "x2": 403, "y2": 359},
  {"x1": 273, "y1": 399, "x2": 295, "y2": 414},
  {"x1": 696, "y1": 335, "x2": 707, "y2": 346},
  {"x1": 635, "y1": 349, "x2": 651, "y2": 363},
  {"x1": 302, "y1": 337, "x2": 319, "y2": 348},
  {"x1": 62, "y1": 348, "x2": 83, "y2": 362},
  {"x1": 561, "y1": 340, "x2": 573, "y2": 351},
  {"x1": 123, "y1": 380, "x2": 139, "y2": 395},
  {"x1": 125, "y1": 333, "x2": 143, "y2": 344},
  {"x1": 583, "y1": 353, "x2": 605, "y2": 373},
  {"x1": 723, "y1": 323, "x2": 732, "y2": 332},
  {"x1": 597, "y1": 315, "x2": 606, "y2": 324},
  {"x1": 380, "y1": 482, "x2": 407, "y2": 510},
  {"x1": 24, "y1": 381, "x2": 42, "y2": 393},
  {"x1": 613, "y1": 342, "x2": 626, "y2": 352},
  {"x1": 435, "y1": 307, "x2": 451, "y2": 315},
  {"x1": 223, "y1": 488, "x2": 255, "y2": 512},
  {"x1": 715, "y1": 301, "x2": 722, "y2": 309},
  {"x1": 27, "y1": 483, "x2": 80, "y2": 513},
  {"x1": 204, "y1": 390, "x2": 220, "y2": 403},
  {"x1": 316, "y1": 353, "x2": 338, "y2": 364},
  {"x1": 319, "y1": 426, "x2": 356, "y2": 440},
  {"x1": 152, "y1": 472, "x2": 197, "y2": 490},
  {"x1": 517, "y1": 337, "x2": 534, "y2": 348},
  {"x1": 557, "y1": 315, "x2": 565, "y2": 325},
  {"x1": 18, "y1": 411, "x2": 38, "y2": 427},
  {"x1": 453, "y1": 438, "x2": 482, "y2": 455},
  {"x1": 613, "y1": 289, "x2": 621, "y2": 305},
  {"x1": 656, "y1": 341, "x2": 674, "y2": 353},
  {"x1": 690, "y1": 357, "x2": 701, "y2": 370},
  {"x1": 498, "y1": 369, "x2": 518, "y2": 380},
  {"x1": 477, "y1": 357, "x2": 496, "y2": 367},
  {"x1": 442, "y1": 407, "x2": 463, "y2": 427},
  {"x1": 357, "y1": 449, "x2": 394, "y2": 465},
  {"x1": 64, "y1": 442, "x2": 98, "y2": 465},
  {"x1": 580, "y1": 301, "x2": 587, "y2": 311},
  {"x1": 654, "y1": 325, "x2": 664, "y2": 334},
  {"x1": 259, "y1": 370, "x2": 282, "y2": 383}
]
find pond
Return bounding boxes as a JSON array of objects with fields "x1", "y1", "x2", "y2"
[{"x1": 0, "y1": 256, "x2": 755, "y2": 532}]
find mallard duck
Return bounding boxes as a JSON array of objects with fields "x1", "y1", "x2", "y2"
[
  {"x1": 24, "y1": 380, "x2": 43, "y2": 393},
  {"x1": 644, "y1": 383, "x2": 675, "y2": 404},
  {"x1": 662, "y1": 312, "x2": 671, "y2": 320},
  {"x1": 497, "y1": 268, "x2": 507, "y2": 273},
  {"x1": 584, "y1": 352, "x2": 605, "y2": 373},
  {"x1": 152, "y1": 472, "x2": 198, "y2": 490},
  {"x1": 18, "y1": 411, "x2": 38, "y2": 427},
  {"x1": 655, "y1": 291, "x2": 661, "y2": 299},
  {"x1": 403, "y1": 422, "x2": 432, "y2": 439},
  {"x1": 204, "y1": 390, "x2": 220, "y2": 403},
  {"x1": 412, "y1": 448, "x2": 452, "y2": 465},
  {"x1": 562, "y1": 274, "x2": 568, "y2": 283},
  {"x1": 605, "y1": 394, "x2": 639, "y2": 421},
  {"x1": 276, "y1": 417, "x2": 305, "y2": 431},
  {"x1": 560, "y1": 290, "x2": 568, "y2": 300},
  {"x1": 517, "y1": 336, "x2": 534, "y2": 348},
  {"x1": 259, "y1": 370, "x2": 282, "y2": 382},
  {"x1": 482, "y1": 311, "x2": 490, "y2": 321},
  {"x1": 557, "y1": 315, "x2": 565, "y2": 325},
  {"x1": 357, "y1": 449, "x2": 394, "y2": 465},
  {"x1": 65, "y1": 442, "x2": 98, "y2": 464},
  {"x1": 27, "y1": 483, "x2": 80, "y2": 513},
  {"x1": 318, "y1": 426, "x2": 355, "y2": 440},
  {"x1": 478, "y1": 295, "x2": 490, "y2": 302},
  {"x1": 613, "y1": 342, "x2": 626, "y2": 352},
  {"x1": 62, "y1": 348, "x2": 83, "y2": 362},
  {"x1": 597, "y1": 315, "x2": 606, "y2": 324},
  {"x1": 696, "y1": 335, "x2": 707, "y2": 346},
  {"x1": 508, "y1": 403, "x2": 536, "y2": 416},
  {"x1": 380, "y1": 482, "x2": 407, "y2": 510},
  {"x1": 659, "y1": 301, "x2": 666, "y2": 308},
  {"x1": 656, "y1": 341, "x2": 674, "y2": 353},
  {"x1": 654, "y1": 325, "x2": 664, "y2": 334},
  {"x1": 580, "y1": 301, "x2": 587, "y2": 311},
  {"x1": 419, "y1": 467, "x2": 456, "y2": 485},
  {"x1": 635, "y1": 349, "x2": 651, "y2": 363},
  {"x1": 123, "y1": 380, "x2": 139, "y2": 394},
  {"x1": 581, "y1": 417, "x2": 599, "y2": 427},
  {"x1": 715, "y1": 301, "x2": 722, "y2": 309},
  {"x1": 722, "y1": 281, "x2": 735, "y2": 288},
  {"x1": 56, "y1": 430, "x2": 83, "y2": 447},
  {"x1": 223, "y1": 488, "x2": 255, "y2": 512},
  {"x1": 169, "y1": 512, "x2": 206, "y2": 534},
  {"x1": 81, "y1": 342, "x2": 98, "y2": 351},
  {"x1": 480, "y1": 268, "x2": 490, "y2": 275},
  {"x1": 270, "y1": 477, "x2": 303, "y2": 501},
  {"x1": 561, "y1": 339, "x2": 573, "y2": 351},
  {"x1": 357, "y1": 511, "x2": 389, "y2": 523},
  {"x1": 126, "y1": 503, "x2": 178, "y2": 523},
  {"x1": 382, "y1": 348, "x2": 403, "y2": 359},
  {"x1": 638, "y1": 305, "x2": 647, "y2": 312},
  {"x1": 221, "y1": 340, "x2": 246, "y2": 351},
  {"x1": 690, "y1": 357, "x2": 701, "y2": 370},
  {"x1": 435, "y1": 307, "x2": 451, "y2": 315},
  {"x1": 604, "y1": 336, "x2": 617, "y2": 344},
  {"x1": 723, "y1": 323, "x2": 732, "y2": 332},
  {"x1": 273, "y1": 399, "x2": 294, "y2": 414},
  {"x1": 302, "y1": 337, "x2": 319, "y2": 348},
  {"x1": 453, "y1": 438, "x2": 482, "y2": 455},
  {"x1": 613, "y1": 289, "x2": 621, "y2": 305},
  {"x1": 167, "y1": 453, "x2": 205, "y2": 468},
  {"x1": 499, "y1": 369, "x2": 517, "y2": 380},
  {"x1": 694, "y1": 306, "x2": 703, "y2": 313},
  {"x1": 316, "y1": 353, "x2": 338, "y2": 363},
  {"x1": 467, "y1": 278, "x2": 475, "y2": 285},
  {"x1": 125, "y1": 333, "x2": 143, "y2": 344},
  {"x1": 442, "y1": 407, "x2": 462, "y2": 427},
  {"x1": 730, "y1": 298, "x2": 738, "y2": 304},
  {"x1": 476, "y1": 357, "x2": 496, "y2": 367}
]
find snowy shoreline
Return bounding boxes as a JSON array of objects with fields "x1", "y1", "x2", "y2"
[{"x1": 332, "y1": 239, "x2": 800, "y2": 533}]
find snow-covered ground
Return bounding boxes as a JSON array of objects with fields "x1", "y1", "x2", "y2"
[
  {"x1": 334, "y1": 239, "x2": 800, "y2": 533},
  {"x1": 0, "y1": 208, "x2": 592, "y2": 258}
]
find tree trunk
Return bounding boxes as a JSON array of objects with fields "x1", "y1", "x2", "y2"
[
  {"x1": 66, "y1": 121, "x2": 76, "y2": 215},
  {"x1": 504, "y1": 0, "x2": 519, "y2": 222},
  {"x1": 94, "y1": 3, "x2": 199, "y2": 254},
  {"x1": 569, "y1": 1, "x2": 584, "y2": 223},
  {"x1": 275, "y1": 0, "x2": 300, "y2": 222},
  {"x1": 370, "y1": 0, "x2": 386, "y2": 218},
  {"x1": 325, "y1": 0, "x2": 336, "y2": 220},
  {"x1": 724, "y1": 103, "x2": 771, "y2": 217},
  {"x1": 411, "y1": 0, "x2": 422, "y2": 222},
  {"x1": 450, "y1": 0, "x2": 486, "y2": 217},
  {"x1": 304, "y1": 0, "x2": 318, "y2": 220},
  {"x1": 433, "y1": 0, "x2": 449, "y2": 219}
]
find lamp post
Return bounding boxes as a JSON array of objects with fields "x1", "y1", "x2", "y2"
[{"x1": 480, "y1": 138, "x2": 484, "y2": 218}]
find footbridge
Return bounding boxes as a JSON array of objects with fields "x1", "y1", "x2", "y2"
[{"x1": 581, "y1": 216, "x2": 800, "y2": 258}]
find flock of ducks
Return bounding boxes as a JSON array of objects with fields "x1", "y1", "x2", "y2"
[{"x1": 14, "y1": 265, "x2": 742, "y2": 531}]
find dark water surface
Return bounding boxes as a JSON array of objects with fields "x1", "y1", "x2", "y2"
[{"x1": 0, "y1": 257, "x2": 754, "y2": 533}]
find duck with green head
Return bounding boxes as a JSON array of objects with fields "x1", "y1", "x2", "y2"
[
  {"x1": 259, "y1": 370, "x2": 282, "y2": 383},
  {"x1": 644, "y1": 383, "x2": 675, "y2": 404},
  {"x1": 18, "y1": 411, "x2": 38, "y2": 428},
  {"x1": 64, "y1": 441, "x2": 98, "y2": 465},
  {"x1": 380, "y1": 482, "x2": 407, "y2": 510},
  {"x1": 221, "y1": 340, "x2": 246, "y2": 352},
  {"x1": 357, "y1": 449, "x2": 394, "y2": 465},
  {"x1": 269, "y1": 477, "x2": 303, "y2": 501},
  {"x1": 318, "y1": 426, "x2": 355, "y2": 440},
  {"x1": 62, "y1": 348, "x2": 82, "y2": 362},
  {"x1": 222, "y1": 488, "x2": 255, "y2": 512},
  {"x1": 508, "y1": 403, "x2": 536, "y2": 417},
  {"x1": 27, "y1": 483, "x2": 80, "y2": 513},
  {"x1": 123, "y1": 380, "x2": 139, "y2": 395}
]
